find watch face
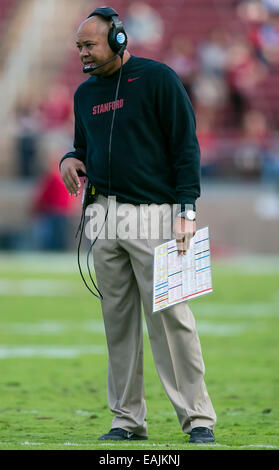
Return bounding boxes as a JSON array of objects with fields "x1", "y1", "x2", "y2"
[{"x1": 186, "y1": 210, "x2": 196, "y2": 221}]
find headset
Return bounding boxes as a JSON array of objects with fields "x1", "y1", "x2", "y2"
[
  {"x1": 77, "y1": 7, "x2": 127, "y2": 299},
  {"x1": 83, "y1": 6, "x2": 128, "y2": 73}
]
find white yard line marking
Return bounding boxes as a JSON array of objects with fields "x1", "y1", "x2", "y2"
[
  {"x1": 21, "y1": 441, "x2": 42, "y2": 446},
  {"x1": 1, "y1": 253, "x2": 279, "y2": 273},
  {"x1": 0, "y1": 345, "x2": 106, "y2": 359},
  {"x1": 96, "y1": 442, "x2": 278, "y2": 449},
  {"x1": 0, "y1": 320, "x2": 107, "y2": 335},
  {"x1": 9, "y1": 441, "x2": 277, "y2": 449},
  {"x1": 20, "y1": 410, "x2": 40, "y2": 414},
  {"x1": 214, "y1": 255, "x2": 279, "y2": 273},
  {"x1": 0, "y1": 319, "x2": 249, "y2": 337},
  {"x1": 196, "y1": 322, "x2": 247, "y2": 336},
  {"x1": 194, "y1": 302, "x2": 279, "y2": 318},
  {"x1": 0, "y1": 279, "x2": 81, "y2": 296},
  {"x1": 0, "y1": 253, "x2": 78, "y2": 274},
  {"x1": 75, "y1": 410, "x2": 96, "y2": 415},
  {"x1": 239, "y1": 445, "x2": 278, "y2": 448},
  {"x1": 0, "y1": 322, "x2": 69, "y2": 335},
  {"x1": 0, "y1": 440, "x2": 277, "y2": 449}
]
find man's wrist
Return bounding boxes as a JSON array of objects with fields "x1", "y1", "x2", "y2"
[
  {"x1": 59, "y1": 156, "x2": 69, "y2": 172},
  {"x1": 175, "y1": 203, "x2": 196, "y2": 220},
  {"x1": 178, "y1": 210, "x2": 196, "y2": 221},
  {"x1": 59, "y1": 155, "x2": 80, "y2": 171}
]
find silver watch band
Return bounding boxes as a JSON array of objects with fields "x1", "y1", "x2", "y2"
[{"x1": 178, "y1": 210, "x2": 196, "y2": 221}]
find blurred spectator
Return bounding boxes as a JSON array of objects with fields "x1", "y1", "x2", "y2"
[
  {"x1": 14, "y1": 102, "x2": 40, "y2": 179},
  {"x1": 192, "y1": 73, "x2": 228, "y2": 129},
  {"x1": 241, "y1": 108, "x2": 271, "y2": 142},
  {"x1": 38, "y1": 83, "x2": 72, "y2": 131},
  {"x1": 192, "y1": 28, "x2": 231, "y2": 128},
  {"x1": 239, "y1": 108, "x2": 279, "y2": 185},
  {"x1": 237, "y1": 0, "x2": 279, "y2": 65},
  {"x1": 261, "y1": 140, "x2": 279, "y2": 186},
  {"x1": 226, "y1": 37, "x2": 267, "y2": 124},
  {"x1": 197, "y1": 29, "x2": 229, "y2": 78},
  {"x1": 237, "y1": 0, "x2": 269, "y2": 23},
  {"x1": 197, "y1": 114, "x2": 219, "y2": 178},
  {"x1": 30, "y1": 150, "x2": 76, "y2": 251},
  {"x1": 261, "y1": 0, "x2": 279, "y2": 13},
  {"x1": 256, "y1": 14, "x2": 279, "y2": 64},
  {"x1": 236, "y1": 0, "x2": 269, "y2": 63},
  {"x1": 124, "y1": 2, "x2": 164, "y2": 52},
  {"x1": 233, "y1": 109, "x2": 271, "y2": 178},
  {"x1": 164, "y1": 37, "x2": 198, "y2": 100},
  {"x1": 165, "y1": 37, "x2": 197, "y2": 78}
]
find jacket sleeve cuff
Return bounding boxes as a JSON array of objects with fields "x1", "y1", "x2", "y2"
[
  {"x1": 59, "y1": 153, "x2": 81, "y2": 171},
  {"x1": 175, "y1": 201, "x2": 196, "y2": 216}
]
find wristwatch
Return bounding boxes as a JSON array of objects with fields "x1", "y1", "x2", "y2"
[{"x1": 178, "y1": 210, "x2": 196, "y2": 221}]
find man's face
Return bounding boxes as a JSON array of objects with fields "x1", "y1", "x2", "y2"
[{"x1": 76, "y1": 18, "x2": 114, "y2": 76}]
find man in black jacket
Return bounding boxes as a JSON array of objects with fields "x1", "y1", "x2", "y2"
[{"x1": 60, "y1": 7, "x2": 216, "y2": 444}]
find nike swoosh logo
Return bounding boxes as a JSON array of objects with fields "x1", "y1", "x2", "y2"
[
  {"x1": 128, "y1": 77, "x2": 140, "y2": 82},
  {"x1": 127, "y1": 432, "x2": 134, "y2": 438}
]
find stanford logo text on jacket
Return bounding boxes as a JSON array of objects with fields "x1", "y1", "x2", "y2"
[{"x1": 93, "y1": 98, "x2": 124, "y2": 115}]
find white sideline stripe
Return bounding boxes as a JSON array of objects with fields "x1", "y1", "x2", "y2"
[
  {"x1": 195, "y1": 302, "x2": 279, "y2": 318},
  {"x1": 197, "y1": 322, "x2": 246, "y2": 336},
  {"x1": 75, "y1": 410, "x2": 96, "y2": 415},
  {"x1": 14, "y1": 441, "x2": 278, "y2": 449},
  {"x1": 1, "y1": 253, "x2": 279, "y2": 273},
  {"x1": 0, "y1": 253, "x2": 78, "y2": 273},
  {"x1": 21, "y1": 410, "x2": 40, "y2": 414},
  {"x1": 0, "y1": 320, "x2": 106, "y2": 335},
  {"x1": 8, "y1": 410, "x2": 96, "y2": 415},
  {"x1": 214, "y1": 255, "x2": 279, "y2": 273},
  {"x1": 0, "y1": 345, "x2": 106, "y2": 359},
  {"x1": 0, "y1": 321, "x2": 71, "y2": 335},
  {"x1": 90, "y1": 443, "x2": 279, "y2": 449},
  {"x1": 0, "y1": 320, "x2": 248, "y2": 337},
  {"x1": 0, "y1": 279, "x2": 81, "y2": 296},
  {"x1": 0, "y1": 277, "x2": 278, "y2": 320},
  {"x1": 0, "y1": 276, "x2": 278, "y2": 321}
]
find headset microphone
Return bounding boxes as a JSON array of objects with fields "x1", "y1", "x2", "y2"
[
  {"x1": 83, "y1": 54, "x2": 118, "y2": 73},
  {"x1": 83, "y1": 45, "x2": 125, "y2": 74}
]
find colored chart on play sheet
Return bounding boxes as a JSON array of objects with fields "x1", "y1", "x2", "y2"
[{"x1": 153, "y1": 226, "x2": 213, "y2": 313}]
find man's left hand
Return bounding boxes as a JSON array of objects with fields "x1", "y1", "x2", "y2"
[{"x1": 173, "y1": 217, "x2": 196, "y2": 255}]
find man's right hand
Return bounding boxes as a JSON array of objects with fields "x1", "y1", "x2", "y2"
[{"x1": 60, "y1": 158, "x2": 87, "y2": 197}]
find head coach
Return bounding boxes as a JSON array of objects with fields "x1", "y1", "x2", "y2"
[{"x1": 59, "y1": 6, "x2": 216, "y2": 443}]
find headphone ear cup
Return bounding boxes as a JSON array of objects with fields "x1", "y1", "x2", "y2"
[
  {"x1": 108, "y1": 26, "x2": 118, "y2": 53},
  {"x1": 108, "y1": 24, "x2": 127, "y2": 53}
]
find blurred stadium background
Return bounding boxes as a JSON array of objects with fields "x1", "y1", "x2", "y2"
[
  {"x1": 0, "y1": 0, "x2": 278, "y2": 254},
  {"x1": 0, "y1": 0, "x2": 279, "y2": 451}
]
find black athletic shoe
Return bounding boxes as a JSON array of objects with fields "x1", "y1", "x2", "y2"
[
  {"x1": 98, "y1": 428, "x2": 148, "y2": 441},
  {"x1": 189, "y1": 427, "x2": 215, "y2": 443}
]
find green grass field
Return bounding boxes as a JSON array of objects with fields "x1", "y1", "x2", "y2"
[{"x1": 0, "y1": 252, "x2": 278, "y2": 451}]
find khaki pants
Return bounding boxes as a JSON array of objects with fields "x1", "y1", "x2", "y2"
[{"x1": 90, "y1": 195, "x2": 216, "y2": 436}]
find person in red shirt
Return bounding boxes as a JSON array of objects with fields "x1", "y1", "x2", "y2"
[{"x1": 31, "y1": 156, "x2": 77, "y2": 250}]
